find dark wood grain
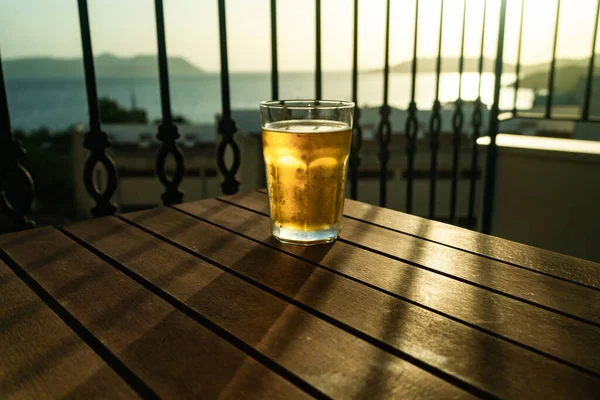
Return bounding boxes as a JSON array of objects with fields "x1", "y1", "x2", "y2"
[
  {"x1": 255, "y1": 189, "x2": 600, "y2": 289},
  {"x1": 0, "y1": 258, "x2": 137, "y2": 400},
  {"x1": 122, "y1": 204, "x2": 600, "y2": 398},
  {"x1": 0, "y1": 227, "x2": 311, "y2": 400},
  {"x1": 68, "y1": 214, "x2": 475, "y2": 400},
  {"x1": 179, "y1": 196, "x2": 600, "y2": 377},
  {"x1": 225, "y1": 191, "x2": 600, "y2": 327},
  {"x1": 342, "y1": 198, "x2": 600, "y2": 289}
]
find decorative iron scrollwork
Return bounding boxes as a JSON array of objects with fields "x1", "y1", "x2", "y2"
[
  {"x1": 376, "y1": 104, "x2": 392, "y2": 206},
  {"x1": 405, "y1": 100, "x2": 419, "y2": 213},
  {"x1": 429, "y1": 100, "x2": 442, "y2": 153},
  {"x1": 82, "y1": 130, "x2": 118, "y2": 217},
  {"x1": 156, "y1": 123, "x2": 184, "y2": 205},
  {"x1": 216, "y1": 116, "x2": 240, "y2": 195},
  {"x1": 349, "y1": 106, "x2": 363, "y2": 200},
  {"x1": 467, "y1": 96, "x2": 483, "y2": 227},
  {"x1": 0, "y1": 51, "x2": 34, "y2": 232},
  {"x1": 449, "y1": 98, "x2": 464, "y2": 224},
  {"x1": 428, "y1": 99, "x2": 442, "y2": 218},
  {"x1": 0, "y1": 138, "x2": 35, "y2": 231}
]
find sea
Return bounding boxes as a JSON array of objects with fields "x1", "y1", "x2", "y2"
[{"x1": 4, "y1": 71, "x2": 531, "y2": 131}]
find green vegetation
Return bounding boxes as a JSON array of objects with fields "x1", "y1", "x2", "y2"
[
  {"x1": 98, "y1": 96, "x2": 189, "y2": 124},
  {"x1": 99, "y1": 97, "x2": 148, "y2": 123}
]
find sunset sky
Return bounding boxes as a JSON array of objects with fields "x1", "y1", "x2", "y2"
[{"x1": 1, "y1": 0, "x2": 599, "y2": 72}]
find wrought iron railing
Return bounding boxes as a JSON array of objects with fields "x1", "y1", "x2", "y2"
[{"x1": 1, "y1": 0, "x2": 599, "y2": 235}]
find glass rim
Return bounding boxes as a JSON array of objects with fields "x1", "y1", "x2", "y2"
[{"x1": 260, "y1": 99, "x2": 355, "y2": 110}]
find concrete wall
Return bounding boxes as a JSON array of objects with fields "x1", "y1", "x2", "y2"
[{"x1": 487, "y1": 135, "x2": 600, "y2": 262}]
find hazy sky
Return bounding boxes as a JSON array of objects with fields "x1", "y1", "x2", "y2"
[{"x1": 1, "y1": 0, "x2": 599, "y2": 72}]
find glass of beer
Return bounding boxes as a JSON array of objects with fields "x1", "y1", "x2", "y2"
[{"x1": 259, "y1": 100, "x2": 354, "y2": 245}]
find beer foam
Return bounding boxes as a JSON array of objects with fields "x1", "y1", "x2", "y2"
[{"x1": 265, "y1": 120, "x2": 350, "y2": 133}]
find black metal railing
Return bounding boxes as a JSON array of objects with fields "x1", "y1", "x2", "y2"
[
  {"x1": 510, "y1": 0, "x2": 600, "y2": 123},
  {"x1": 77, "y1": 0, "x2": 118, "y2": 218},
  {"x1": 376, "y1": 0, "x2": 393, "y2": 209},
  {"x1": 468, "y1": 0, "x2": 488, "y2": 229},
  {"x1": 349, "y1": 0, "x2": 362, "y2": 201},
  {"x1": 2, "y1": 0, "x2": 600, "y2": 235},
  {"x1": 270, "y1": 0, "x2": 279, "y2": 101},
  {"x1": 428, "y1": 0, "x2": 444, "y2": 220},
  {"x1": 0, "y1": 50, "x2": 35, "y2": 232},
  {"x1": 154, "y1": 0, "x2": 185, "y2": 205},
  {"x1": 405, "y1": 0, "x2": 420, "y2": 215},
  {"x1": 482, "y1": 0, "x2": 508, "y2": 234},
  {"x1": 449, "y1": 0, "x2": 468, "y2": 225}
]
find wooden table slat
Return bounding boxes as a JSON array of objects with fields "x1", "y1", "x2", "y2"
[
  {"x1": 0, "y1": 227, "x2": 312, "y2": 400},
  {"x1": 256, "y1": 188, "x2": 600, "y2": 290},
  {"x1": 3, "y1": 189, "x2": 599, "y2": 399},
  {"x1": 226, "y1": 191, "x2": 600, "y2": 326},
  {"x1": 65, "y1": 215, "x2": 473, "y2": 400},
  {"x1": 121, "y1": 204, "x2": 600, "y2": 398},
  {"x1": 0, "y1": 258, "x2": 138, "y2": 399},
  {"x1": 342, "y1": 197, "x2": 600, "y2": 289},
  {"x1": 175, "y1": 197, "x2": 600, "y2": 377}
]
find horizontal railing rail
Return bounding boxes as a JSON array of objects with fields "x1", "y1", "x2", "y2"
[{"x1": 1, "y1": 0, "x2": 600, "y2": 235}]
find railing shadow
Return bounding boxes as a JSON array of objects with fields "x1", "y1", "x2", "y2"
[{"x1": 352, "y1": 217, "x2": 426, "y2": 399}]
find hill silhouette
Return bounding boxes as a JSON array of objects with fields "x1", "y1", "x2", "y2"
[
  {"x1": 3, "y1": 53, "x2": 205, "y2": 78},
  {"x1": 510, "y1": 55, "x2": 600, "y2": 92},
  {"x1": 386, "y1": 57, "x2": 514, "y2": 73}
]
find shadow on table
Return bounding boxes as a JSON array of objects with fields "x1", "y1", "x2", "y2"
[{"x1": 353, "y1": 215, "x2": 427, "y2": 399}]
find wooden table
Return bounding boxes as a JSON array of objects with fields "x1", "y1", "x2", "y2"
[{"x1": 1, "y1": 190, "x2": 599, "y2": 399}]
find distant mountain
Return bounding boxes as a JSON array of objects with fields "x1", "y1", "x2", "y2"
[
  {"x1": 377, "y1": 57, "x2": 515, "y2": 73},
  {"x1": 512, "y1": 66, "x2": 592, "y2": 92},
  {"x1": 509, "y1": 55, "x2": 600, "y2": 92},
  {"x1": 3, "y1": 53, "x2": 205, "y2": 78}
]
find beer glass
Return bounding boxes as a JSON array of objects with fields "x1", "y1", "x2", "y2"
[{"x1": 259, "y1": 100, "x2": 354, "y2": 245}]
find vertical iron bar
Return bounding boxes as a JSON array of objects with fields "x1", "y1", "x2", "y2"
[
  {"x1": 512, "y1": 0, "x2": 525, "y2": 116},
  {"x1": 155, "y1": 0, "x2": 172, "y2": 125},
  {"x1": 546, "y1": 0, "x2": 562, "y2": 119},
  {"x1": 270, "y1": 0, "x2": 279, "y2": 100},
  {"x1": 77, "y1": 0, "x2": 118, "y2": 217},
  {"x1": 217, "y1": 0, "x2": 241, "y2": 195},
  {"x1": 79, "y1": 0, "x2": 100, "y2": 134},
  {"x1": 449, "y1": 0, "x2": 467, "y2": 225},
  {"x1": 0, "y1": 54, "x2": 12, "y2": 135},
  {"x1": 405, "y1": 0, "x2": 420, "y2": 214},
  {"x1": 0, "y1": 51, "x2": 35, "y2": 232},
  {"x1": 376, "y1": 0, "x2": 392, "y2": 207},
  {"x1": 468, "y1": 0, "x2": 487, "y2": 229},
  {"x1": 315, "y1": 0, "x2": 322, "y2": 99},
  {"x1": 154, "y1": 0, "x2": 185, "y2": 205},
  {"x1": 482, "y1": 0, "x2": 508, "y2": 234},
  {"x1": 582, "y1": 0, "x2": 600, "y2": 121},
  {"x1": 349, "y1": 0, "x2": 362, "y2": 200},
  {"x1": 428, "y1": 0, "x2": 444, "y2": 219}
]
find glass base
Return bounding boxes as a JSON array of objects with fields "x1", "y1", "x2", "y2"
[{"x1": 272, "y1": 224, "x2": 339, "y2": 246}]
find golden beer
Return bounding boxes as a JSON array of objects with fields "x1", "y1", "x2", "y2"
[{"x1": 262, "y1": 120, "x2": 352, "y2": 244}]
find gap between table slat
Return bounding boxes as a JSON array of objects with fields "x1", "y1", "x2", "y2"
[
  {"x1": 256, "y1": 188, "x2": 600, "y2": 290},
  {"x1": 173, "y1": 197, "x2": 600, "y2": 378},
  {"x1": 121, "y1": 204, "x2": 600, "y2": 398},
  {"x1": 230, "y1": 191, "x2": 600, "y2": 327},
  {"x1": 0, "y1": 226, "x2": 314, "y2": 400},
  {"x1": 0, "y1": 257, "x2": 139, "y2": 399},
  {"x1": 67, "y1": 214, "x2": 473, "y2": 400}
]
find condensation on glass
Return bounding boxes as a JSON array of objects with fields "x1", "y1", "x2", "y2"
[{"x1": 260, "y1": 100, "x2": 354, "y2": 245}]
